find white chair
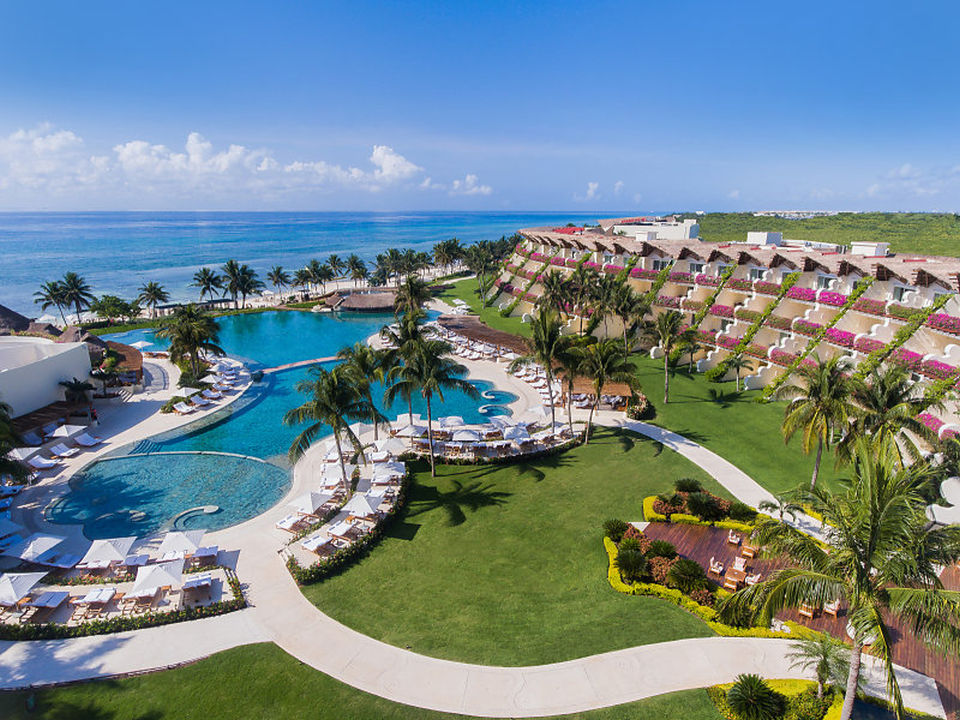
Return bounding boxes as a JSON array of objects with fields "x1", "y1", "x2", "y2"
[
  {"x1": 708, "y1": 557, "x2": 724, "y2": 575},
  {"x1": 49, "y1": 443, "x2": 79, "y2": 459},
  {"x1": 75, "y1": 433, "x2": 102, "y2": 447},
  {"x1": 173, "y1": 402, "x2": 195, "y2": 415},
  {"x1": 732, "y1": 556, "x2": 747, "y2": 572}
]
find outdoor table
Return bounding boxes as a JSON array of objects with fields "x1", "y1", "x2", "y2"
[
  {"x1": 723, "y1": 568, "x2": 747, "y2": 589},
  {"x1": 27, "y1": 591, "x2": 69, "y2": 608}
]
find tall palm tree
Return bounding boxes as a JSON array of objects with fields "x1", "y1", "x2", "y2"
[
  {"x1": 726, "y1": 354, "x2": 754, "y2": 392},
  {"x1": 155, "y1": 304, "x2": 225, "y2": 377},
  {"x1": 463, "y1": 242, "x2": 497, "y2": 301},
  {"x1": 433, "y1": 241, "x2": 453, "y2": 275},
  {"x1": 307, "y1": 259, "x2": 326, "y2": 294},
  {"x1": 312, "y1": 263, "x2": 334, "y2": 294},
  {"x1": 191, "y1": 267, "x2": 223, "y2": 304},
  {"x1": 567, "y1": 265, "x2": 597, "y2": 335},
  {"x1": 510, "y1": 309, "x2": 565, "y2": 428},
  {"x1": 221, "y1": 259, "x2": 243, "y2": 309},
  {"x1": 611, "y1": 283, "x2": 649, "y2": 356},
  {"x1": 137, "y1": 281, "x2": 169, "y2": 319},
  {"x1": 293, "y1": 268, "x2": 312, "y2": 300},
  {"x1": 843, "y1": 364, "x2": 940, "y2": 467},
  {"x1": 346, "y1": 254, "x2": 367, "y2": 287},
  {"x1": 34, "y1": 280, "x2": 68, "y2": 326},
  {"x1": 284, "y1": 366, "x2": 371, "y2": 485},
  {"x1": 570, "y1": 338, "x2": 636, "y2": 443},
  {"x1": 326, "y1": 254, "x2": 345, "y2": 279},
  {"x1": 235, "y1": 265, "x2": 264, "y2": 309},
  {"x1": 394, "y1": 274, "x2": 431, "y2": 316},
  {"x1": 683, "y1": 338, "x2": 703, "y2": 373},
  {"x1": 60, "y1": 272, "x2": 95, "y2": 324},
  {"x1": 380, "y1": 309, "x2": 428, "y2": 419},
  {"x1": 555, "y1": 337, "x2": 586, "y2": 434},
  {"x1": 724, "y1": 440, "x2": 960, "y2": 720},
  {"x1": 0, "y1": 401, "x2": 29, "y2": 483},
  {"x1": 336, "y1": 342, "x2": 390, "y2": 440},
  {"x1": 590, "y1": 274, "x2": 619, "y2": 336},
  {"x1": 267, "y1": 266, "x2": 291, "y2": 299},
  {"x1": 538, "y1": 270, "x2": 569, "y2": 319},
  {"x1": 775, "y1": 355, "x2": 856, "y2": 490},
  {"x1": 640, "y1": 310, "x2": 687, "y2": 403},
  {"x1": 385, "y1": 339, "x2": 479, "y2": 476}
]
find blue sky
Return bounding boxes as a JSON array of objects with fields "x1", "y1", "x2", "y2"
[{"x1": 1, "y1": 1, "x2": 958, "y2": 211}]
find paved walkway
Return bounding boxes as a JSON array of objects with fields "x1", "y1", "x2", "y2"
[{"x1": 262, "y1": 355, "x2": 338, "y2": 373}]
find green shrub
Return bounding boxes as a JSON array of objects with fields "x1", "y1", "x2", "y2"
[
  {"x1": 784, "y1": 689, "x2": 832, "y2": 720},
  {"x1": 160, "y1": 395, "x2": 187, "y2": 414},
  {"x1": 665, "y1": 558, "x2": 708, "y2": 593},
  {"x1": 618, "y1": 537, "x2": 642, "y2": 553},
  {"x1": 686, "y1": 491, "x2": 726, "y2": 521},
  {"x1": 614, "y1": 548, "x2": 649, "y2": 583},
  {"x1": 729, "y1": 502, "x2": 759, "y2": 523},
  {"x1": 674, "y1": 477, "x2": 704, "y2": 493},
  {"x1": 646, "y1": 539, "x2": 677, "y2": 559},
  {"x1": 727, "y1": 674, "x2": 787, "y2": 720},
  {"x1": 602, "y1": 519, "x2": 630, "y2": 542}
]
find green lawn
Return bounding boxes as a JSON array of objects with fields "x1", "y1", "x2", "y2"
[
  {"x1": 303, "y1": 427, "x2": 721, "y2": 665},
  {"x1": 432, "y1": 276, "x2": 531, "y2": 337},
  {"x1": 633, "y1": 355, "x2": 845, "y2": 495},
  {"x1": 0, "y1": 643, "x2": 723, "y2": 720}
]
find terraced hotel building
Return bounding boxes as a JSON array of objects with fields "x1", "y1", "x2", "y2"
[{"x1": 496, "y1": 216, "x2": 960, "y2": 437}]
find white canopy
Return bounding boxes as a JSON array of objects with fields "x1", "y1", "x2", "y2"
[
  {"x1": 201, "y1": 374, "x2": 221, "y2": 384},
  {"x1": 7, "y1": 447, "x2": 39, "y2": 462},
  {"x1": 0, "y1": 517, "x2": 23, "y2": 538},
  {"x1": 394, "y1": 423, "x2": 426, "y2": 438},
  {"x1": 488, "y1": 415, "x2": 516, "y2": 430},
  {"x1": 452, "y1": 429, "x2": 482, "y2": 442},
  {"x1": 341, "y1": 493, "x2": 381, "y2": 517},
  {"x1": 288, "y1": 491, "x2": 335, "y2": 515},
  {"x1": 157, "y1": 530, "x2": 205, "y2": 556},
  {"x1": 4, "y1": 533, "x2": 65, "y2": 563},
  {"x1": 129, "y1": 340, "x2": 153, "y2": 349},
  {"x1": 0, "y1": 571, "x2": 47, "y2": 606},
  {"x1": 393, "y1": 413, "x2": 422, "y2": 426},
  {"x1": 374, "y1": 437, "x2": 407, "y2": 455},
  {"x1": 503, "y1": 425, "x2": 530, "y2": 440},
  {"x1": 439, "y1": 416, "x2": 465, "y2": 428},
  {"x1": 80, "y1": 537, "x2": 137, "y2": 566},
  {"x1": 178, "y1": 386, "x2": 201, "y2": 396},
  {"x1": 132, "y1": 559, "x2": 184, "y2": 595},
  {"x1": 48, "y1": 424, "x2": 87, "y2": 439}
]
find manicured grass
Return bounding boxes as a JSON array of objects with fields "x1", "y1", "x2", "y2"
[
  {"x1": 633, "y1": 355, "x2": 846, "y2": 495},
  {"x1": 0, "y1": 643, "x2": 724, "y2": 720},
  {"x1": 303, "y1": 427, "x2": 722, "y2": 665},
  {"x1": 433, "y1": 276, "x2": 531, "y2": 337}
]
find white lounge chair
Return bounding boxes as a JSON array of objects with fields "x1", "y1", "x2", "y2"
[
  {"x1": 201, "y1": 389, "x2": 221, "y2": 400},
  {"x1": 74, "y1": 433, "x2": 102, "y2": 447},
  {"x1": 28, "y1": 456, "x2": 60, "y2": 470},
  {"x1": 172, "y1": 402, "x2": 195, "y2": 415},
  {"x1": 21, "y1": 431, "x2": 43, "y2": 447},
  {"x1": 49, "y1": 443, "x2": 79, "y2": 459},
  {"x1": 190, "y1": 396, "x2": 211, "y2": 408}
]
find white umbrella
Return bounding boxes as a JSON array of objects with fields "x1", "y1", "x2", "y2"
[
  {"x1": 452, "y1": 429, "x2": 482, "y2": 442},
  {"x1": 374, "y1": 437, "x2": 407, "y2": 455},
  {"x1": 177, "y1": 386, "x2": 201, "y2": 396},
  {"x1": 488, "y1": 416, "x2": 516, "y2": 430},
  {"x1": 157, "y1": 530, "x2": 205, "y2": 556},
  {"x1": 341, "y1": 493, "x2": 381, "y2": 517},
  {"x1": 7, "y1": 447, "x2": 39, "y2": 462},
  {"x1": 0, "y1": 571, "x2": 47, "y2": 606},
  {"x1": 526, "y1": 405, "x2": 550, "y2": 421},
  {"x1": 4, "y1": 533, "x2": 65, "y2": 563},
  {"x1": 394, "y1": 423, "x2": 426, "y2": 438},
  {"x1": 503, "y1": 425, "x2": 530, "y2": 440},
  {"x1": 129, "y1": 340, "x2": 153, "y2": 349},
  {"x1": 48, "y1": 424, "x2": 87, "y2": 439},
  {"x1": 393, "y1": 413, "x2": 421, "y2": 426},
  {"x1": 132, "y1": 559, "x2": 184, "y2": 595},
  {"x1": 439, "y1": 416, "x2": 465, "y2": 429},
  {"x1": 35, "y1": 313, "x2": 59, "y2": 325},
  {"x1": 0, "y1": 517, "x2": 23, "y2": 538},
  {"x1": 79, "y1": 537, "x2": 136, "y2": 566},
  {"x1": 201, "y1": 374, "x2": 221, "y2": 384},
  {"x1": 288, "y1": 491, "x2": 334, "y2": 515}
]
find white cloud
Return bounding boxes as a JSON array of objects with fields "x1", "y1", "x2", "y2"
[
  {"x1": 863, "y1": 162, "x2": 960, "y2": 199},
  {"x1": 613, "y1": 180, "x2": 624, "y2": 195},
  {"x1": 728, "y1": 189, "x2": 740, "y2": 199},
  {"x1": 370, "y1": 144, "x2": 421, "y2": 182},
  {"x1": 450, "y1": 173, "x2": 492, "y2": 196},
  {"x1": 574, "y1": 181, "x2": 599, "y2": 202}
]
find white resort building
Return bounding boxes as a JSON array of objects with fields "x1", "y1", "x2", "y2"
[{"x1": 0, "y1": 335, "x2": 91, "y2": 418}]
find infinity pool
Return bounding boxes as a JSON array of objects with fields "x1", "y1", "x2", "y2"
[{"x1": 48, "y1": 309, "x2": 518, "y2": 538}]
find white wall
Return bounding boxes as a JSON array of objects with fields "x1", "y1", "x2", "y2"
[{"x1": 0, "y1": 338, "x2": 91, "y2": 418}]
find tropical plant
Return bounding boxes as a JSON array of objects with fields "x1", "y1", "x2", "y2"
[
  {"x1": 90, "y1": 295, "x2": 138, "y2": 324},
  {"x1": 155, "y1": 304, "x2": 225, "y2": 377},
  {"x1": 615, "y1": 548, "x2": 649, "y2": 583},
  {"x1": 611, "y1": 284, "x2": 649, "y2": 356},
  {"x1": 346, "y1": 254, "x2": 368, "y2": 287},
  {"x1": 284, "y1": 366, "x2": 371, "y2": 485},
  {"x1": 0, "y1": 401, "x2": 29, "y2": 483},
  {"x1": 60, "y1": 271, "x2": 96, "y2": 324},
  {"x1": 34, "y1": 280, "x2": 68, "y2": 326},
  {"x1": 266, "y1": 266, "x2": 291, "y2": 298},
  {"x1": 723, "y1": 439, "x2": 960, "y2": 720},
  {"x1": 462, "y1": 242, "x2": 498, "y2": 302},
  {"x1": 726, "y1": 354, "x2": 754, "y2": 392},
  {"x1": 538, "y1": 270, "x2": 569, "y2": 319},
  {"x1": 570, "y1": 338, "x2": 636, "y2": 442},
  {"x1": 335, "y1": 342, "x2": 390, "y2": 441},
  {"x1": 555, "y1": 336, "x2": 586, "y2": 434},
  {"x1": 234, "y1": 265, "x2": 264, "y2": 308},
  {"x1": 384, "y1": 338, "x2": 478, "y2": 476},
  {"x1": 394, "y1": 274, "x2": 431, "y2": 316},
  {"x1": 567, "y1": 264, "x2": 597, "y2": 335},
  {"x1": 602, "y1": 518, "x2": 630, "y2": 541},
  {"x1": 220, "y1": 260, "x2": 243, "y2": 308},
  {"x1": 787, "y1": 635, "x2": 853, "y2": 698},
  {"x1": 757, "y1": 493, "x2": 803, "y2": 523},
  {"x1": 590, "y1": 274, "x2": 620, "y2": 336},
  {"x1": 326, "y1": 254, "x2": 345, "y2": 278},
  {"x1": 311, "y1": 262, "x2": 334, "y2": 294},
  {"x1": 774, "y1": 355, "x2": 856, "y2": 490},
  {"x1": 191, "y1": 267, "x2": 223, "y2": 304},
  {"x1": 725, "y1": 674, "x2": 786, "y2": 720},
  {"x1": 293, "y1": 268, "x2": 313, "y2": 300},
  {"x1": 380, "y1": 309, "x2": 428, "y2": 419},
  {"x1": 137, "y1": 281, "x2": 169, "y2": 319},
  {"x1": 509, "y1": 309, "x2": 565, "y2": 428},
  {"x1": 59, "y1": 377, "x2": 94, "y2": 406},
  {"x1": 640, "y1": 310, "x2": 687, "y2": 403}
]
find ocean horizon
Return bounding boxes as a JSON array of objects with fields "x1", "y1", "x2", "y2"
[{"x1": 0, "y1": 210, "x2": 646, "y2": 318}]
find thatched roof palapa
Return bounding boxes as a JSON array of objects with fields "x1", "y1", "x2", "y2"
[{"x1": 0, "y1": 304, "x2": 31, "y2": 333}]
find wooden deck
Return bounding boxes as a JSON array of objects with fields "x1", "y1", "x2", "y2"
[{"x1": 643, "y1": 523, "x2": 960, "y2": 719}]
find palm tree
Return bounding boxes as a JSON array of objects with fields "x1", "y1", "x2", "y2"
[
  {"x1": 510, "y1": 309, "x2": 565, "y2": 428},
  {"x1": 775, "y1": 355, "x2": 856, "y2": 490},
  {"x1": 336, "y1": 342, "x2": 389, "y2": 440},
  {"x1": 137, "y1": 281, "x2": 169, "y2": 319},
  {"x1": 394, "y1": 274, "x2": 431, "y2": 316},
  {"x1": 724, "y1": 440, "x2": 960, "y2": 720},
  {"x1": 555, "y1": 337, "x2": 585, "y2": 434},
  {"x1": 640, "y1": 310, "x2": 687, "y2": 403},
  {"x1": 538, "y1": 270, "x2": 569, "y2": 319},
  {"x1": 59, "y1": 377, "x2": 94, "y2": 407},
  {"x1": 786, "y1": 636, "x2": 853, "y2": 699},
  {"x1": 155, "y1": 304, "x2": 225, "y2": 377},
  {"x1": 567, "y1": 265, "x2": 597, "y2": 335},
  {"x1": 757, "y1": 492, "x2": 803, "y2": 522},
  {"x1": 385, "y1": 339, "x2": 478, "y2": 476},
  {"x1": 463, "y1": 242, "x2": 497, "y2": 301},
  {"x1": 34, "y1": 280, "x2": 68, "y2": 326},
  {"x1": 611, "y1": 284, "x2": 649, "y2": 356},
  {"x1": 284, "y1": 366, "x2": 371, "y2": 485},
  {"x1": 727, "y1": 354, "x2": 754, "y2": 392},
  {"x1": 346, "y1": 254, "x2": 367, "y2": 287},
  {"x1": 221, "y1": 259, "x2": 243, "y2": 309},
  {"x1": 191, "y1": 267, "x2": 223, "y2": 304},
  {"x1": 843, "y1": 364, "x2": 940, "y2": 467},
  {"x1": 307, "y1": 259, "x2": 326, "y2": 294},
  {"x1": 0, "y1": 401, "x2": 29, "y2": 484},
  {"x1": 293, "y1": 268, "x2": 312, "y2": 300},
  {"x1": 381, "y1": 309, "x2": 428, "y2": 419},
  {"x1": 267, "y1": 266, "x2": 291, "y2": 299},
  {"x1": 683, "y1": 338, "x2": 703, "y2": 373},
  {"x1": 433, "y1": 241, "x2": 454, "y2": 275},
  {"x1": 571, "y1": 338, "x2": 636, "y2": 443},
  {"x1": 235, "y1": 265, "x2": 264, "y2": 309},
  {"x1": 589, "y1": 275, "x2": 619, "y2": 336},
  {"x1": 60, "y1": 272, "x2": 95, "y2": 324},
  {"x1": 326, "y1": 254, "x2": 345, "y2": 279},
  {"x1": 312, "y1": 263, "x2": 334, "y2": 294}
]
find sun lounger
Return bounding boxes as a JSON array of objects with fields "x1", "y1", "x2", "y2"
[
  {"x1": 190, "y1": 396, "x2": 211, "y2": 407},
  {"x1": 28, "y1": 456, "x2": 60, "y2": 470},
  {"x1": 49, "y1": 443, "x2": 79, "y2": 459},
  {"x1": 74, "y1": 433, "x2": 102, "y2": 447},
  {"x1": 21, "y1": 431, "x2": 42, "y2": 447},
  {"x1": 173, "y1": 402, "x2": 195, "y2": 415},
  {"x1": 201, "y1": 389, "x2": 222, "y2": 400}
]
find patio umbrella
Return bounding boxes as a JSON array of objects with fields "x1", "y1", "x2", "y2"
[
  {"x1": 0, "y1": 571, "x2": 47, "y2": 606},
  {"x1": 201, "y1": 374, "x2": 221, "y2": 384},
  {"x1": 3, "y1": 533, "x2": 65, "y2": 563},
  {"x1": 488, "y1": 416, "x2": 516, "y2": 430},
  {"x1": 7, "y1": 447, "x2": 39, "y2": 462},
  {"x1": 341, "y1": 493, "x2": 380, "y2": 517},
  {"x1": 393, "y1": 413, "x2": 421, "y2": 426},
  {"x1": 288, "y1": 491, "x2": 334, "y2": 515},
  {"x1": 157, "y1": 530, "x2": 205, "y2": 556},
  {"x1": 503, "y1": 425, "x2": 530, "y2": 441},
  {"x1": 129, "y1": 340, "x2": 153, "y2": 349},
  {"x1": 452, "y1": 429, "x2": 482, "y2": 442},
  {"x1": 177, "y1": 386, "x2": 201, "y2": 396},
  {"x1": 48, "y1": 424, "x2": 87, "y2": 439},
  {"x1": 79, "y1": 537, "x2": 136, "y2": 566},
  {"x1": 439, "y1": 416, "x2": 465, "y2": 428},
  {"x1": 374, "y1": 437, "x2": 407, "y2": 455},
  {"x1": 394, "y1": 423, "x2": 426, "y2": 438},
  {"x1": 0, "y1": 517, "x2": 23, "y2": 538},
  {"x1": 132, "y1": 559, "x2": 184, "y2": 595}
]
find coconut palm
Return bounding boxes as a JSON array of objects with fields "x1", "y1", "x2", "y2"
[
  {"x1": 433, "y1": 240, "x2": 454, "y2": 275},
  {"x1": 510, "y1": 309, "x2": 565, "y2": 428},
  {"x1": 326, "y1": 254, "x2": 345, "y2": 278},
  {"x1": 567, "y1": 265, "x2": 597, "y2": 335},
  {"x1": 267, "y1": 266, "x2": 291, "y2": 299},
  {"x1": 463, "y1": 242, "x2": 497, "y2": 301},
  {"x1": 394, "y1": 274, "x2": 431, "y2": 316},
  {"x1": 293, "y1": 268, "x2": 312, "y2": 300},
  {"x1": 137, "y1": 281, "x2": 169, "y2": 319},
  {"x1": 59, "y1": 377, "x2": 94, "y2": 406},
  {"x1": 381, "y1": 309, "x2": 428, "y2": 419},
  {"x1": 640, "y1": 310, "x2": 687, "y2": 403},
  {"x1": 570, "y1": 338, "x2": 636, "y2": 443},
  {"x1": 726, "y1": 354, "x2": 754, "y2": 392},
  {"x1": 155, "y1": 304, "x2": 225, "y2": 377},
  {"x1": 235, "y1": 265, "x2": 264, "y2": 309},
  {"x1": 724, "y1": 439, "x2": 960, "y2": 720},
  {"x1": 60, "y1": 272, "x2": 95, "y2": 324},
  {"x1": 384, "y1": 339, "x2": 478, "y2": 477},
  {"x1": 336, "y1": 342, "x2": 390, "y2": 441},
  {"x1": 683, "y1": 338, "x2": 703, "y2": 373},
  {"x1": 787, "y1": 636, "x2": 854, "y2": 699},
  {"x1": 220, "y1": 260, "x2": 243, "y2": 309},
  {"x1": 590, "y1": 274, "x2": 620, "y2": 336},
  {"x1": 306, "y1": 259, "x2": 326, "y2": 294},
  {"x1": 538, "y1": 270, "x2": 569, "y2": 319},
  {"x1": 775, "y1": 355, "x2": 856, "y2": 490},
  {"x1": 346, "y1": 255, "x2": 367, "y2": 287},
  {"x1": 312, "y1": 263, "x2": 334, "y2": 294},
  {"x1": 611, "y1": 284, "x2": 649, "y2": 356},
  {"x1": 284, "y1": 366, "x2": 371, "y2": 485},
  {"x1": 757, "y1": 492, "x2": 804, "y2": 522},
  {"x1": 34, "y1": 280, "x2": 68, "y2": 326},
  {"x1": 555, "y1": 336, "x2": 586, "y2": 434},
  {"x1": 191, "y1": 267, "x2": 223, "y2": 304},
  {"x1": 0, "y1": 401, "x2": 29, "y2": 483}
]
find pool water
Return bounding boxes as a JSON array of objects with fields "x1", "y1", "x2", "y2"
[{"x1": 48, "y1": 309, "x2": 518, "y2": 538}]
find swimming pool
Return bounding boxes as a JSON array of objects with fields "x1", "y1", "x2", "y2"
[{"x1": 48, "y1": 309, "x2": 518, "y2": 538}]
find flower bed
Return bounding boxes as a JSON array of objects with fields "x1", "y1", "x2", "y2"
[
  {"x1": 786, "y1": 286, "x2": 817, "y2": 302},
  {"x1": 823, "y1": 327, "x2": 855, "y2": 348},
  {"x1": 565, "y1": 258, "x2": 579, "y2": 268},
  {"x1": 603, "y1": 264, "x2": 623, "y2": 275},
  {"x1": 550, "y1": 257, "x2": 566, "y2": 267},
  {"x1": 682, "y1": 299, "x2": 705, "y2": 312},
  {"x1": 709, "y1": 304, "x2": 734, "y2": 318},
  {"x1": 818, "y1": 291, "x2": 847, "y2": 307},
  {"x1": 926, "y1": 312, "x2": 960, "y2": 335},
  {"x1": 754, "y1": 281, "x2": 782, "y2": 296},
  {"x1": 655, "y1": 295, "x2": 681, "y2": 308},
  {"x1": 853, "y1": 298, "x2": 886, "y2": 316},
  {"x1": 744, "y1": 343, "x2": 768, "y2": 358},
  {"x1": 668, "y1": 271, "x2": 693, "y2": 284},
  {"x1": 918, "y1": 412, "x2": 945, "y2": 436},
  {"x1": 921, "y1": 358, "x2": 957, "y2": 380},
  {"x1": 764, "y1": 314, "x2": 793, "y2": 331},
  {"x1": 697, "y1": 329, "x2": 717, "y2": 343},
  {"x1": 695, "y1": 273, "x2": 720, "y2": 287},
  {"x1": 734, "y1": 308, "x2": 761, "y2": 322},
  {"x1": 582, "y1": 261, "x2": 601, "y2": 271},
  {"x1": 854, "y1": 337, "x2": 885, "y2": 353},
  {"x1": 630, "y1": 267, "x2": 659, "y2": 279},
  {"x1": 770, "y1": 348, "x2": 798, "y2": 366},
  {"x1": 792, "y1": 319, "x2": 822, "y2": 336},
  {"x1": 529, "y1": 252, "x2": 547, "y2": 262},
  {"x1": 715, "y1": 334, "x2": 740, "y2": 350},
  {"x1": 889, "y1": 348, "x2": 923, "y2": 371},
  {"x1": 886, "y1": 303, "x2": 917, "y2": 320},
  {"x1": 726, "y1": 278, "x2": 753, "y2": 292}
]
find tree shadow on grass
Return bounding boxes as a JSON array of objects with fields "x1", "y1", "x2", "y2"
[
  {"x1": 407, "y1": 480, "x2": 511, "y2": 526},
  {"x1": 31, "y1": 695, "x2": 164, "y2": 720}
]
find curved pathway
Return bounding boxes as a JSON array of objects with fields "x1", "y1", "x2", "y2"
[{"x1": 0, "y1": 413, "x2": 946, "y2": 716}]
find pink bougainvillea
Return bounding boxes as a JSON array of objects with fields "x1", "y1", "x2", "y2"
[
  {"x1": 823, "y1": 328, "x2": 855, "y2": 348},
  {"x1": 709, "y1": 304, "x2": 735, "y2": 318},
  {"x1": 655, "y1": 295, "x2": 681, "y2": 308},
  {"x1": 631, "y1": 268, "x2": 659, "y2": 279},
  {"x1": 921, "y1": 359, "x2": 957, "y2": 380},
  {"x1": 787, "y1": 286, "x2": 818, "y2": 302},
  {"x1": 604, "y1": 264, "x2": 624, "y2": 275},
  {"x1": 744, "y1": 343, "x2": 768, "y2": 358},
  {"x1": 764, "y1": 315, "x2": 793, "y2": 331},
  {"x1": 668, "y1": 271, "x2": 693, "y2": 283},
  {"x1": 726, "y1": 279, "x2": 754, "y2": 292},
  {"x1": 754, "y1": 281, "x2": 782, "y2": 296},
  {"x1": 529, "y1": 252, "x2": 547, "y2": 262},
  {"x1": 550, "y1": 257, "x2": 565, "y2": 267},
  {"x1": 793, "y1": 319, "x2": 822, "y2": 336},
  {"x1": 770, "y1": 349, "x2": 799, "y2": 366},
  {"x1": 582, "y1": 261, "x2": 601, "y2": 271},
  {"x1": 818, "y1": 291, "x2": 848, "y2": 307},
  {"x1": 565, "y1": 258, "x2": 579, "y2": 268},
  {"x1": 918, "y1": 412, "x2": 945, "y2": 435},
  {"x1": 889, "y1": 348, "x2": 923, "y2": 371},
  {"x1": 682, "y1": 299, "x2": 705, "y2": 311},
  {"x1": 695, "y1": 274, "x2": 720, "y2": 287},
  {"x1": 853, "y1": 298, "x2": 886, "y2": 316},
  {"x1": 926, "y1": 313, "x2": 960, "y2": 336},
  {"x1": 854, "y1": 337, "x2": 886, "y2": 354}
]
